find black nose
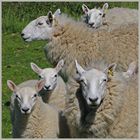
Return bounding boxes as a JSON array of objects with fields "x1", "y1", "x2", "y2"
[
  {"x1": 45, "y1": 85, "x2": 51, "y2": 90},
  {"x1": 21, "y1": 33, "x2": 24, "y2": 37},
  {"x1": 89, "y1": 97, "x2": 98, "y2": 103},
  {"x1": 22, "y1": 108, "x2": 29, "y2": 113},
  {"x1": 89, "y1": 22, "x2": 95, "y2": 26}
]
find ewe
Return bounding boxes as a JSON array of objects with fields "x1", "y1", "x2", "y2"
[
  {"x1": 82, "y1": 3, "x2": 138, "y2": 30},
  {"x1": 64, "y1": 60, "x2": 138, "y2": 138},
  {"x1": 7, "y1": 79, "x2": 59, "y2": 138},
  {"x1": 30, "y1": 59, "x2": 66, "y2": 111},
  {"x1": 21, "y1": 10, "x2": 138, "y2": 80}
]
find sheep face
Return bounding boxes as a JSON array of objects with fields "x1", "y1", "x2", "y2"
[
  {"x1": 21, "y1": 9, "x2": 61, "y2": 42},
  {"x1": 31, "y1": 59, "x2": 64, "y2": 92},
  {"x1": 7, "y1": 79, "x2": 45, "y2": 114},
  {"x1": 82, "y1": 3, "x2": 108, "y2": 28},
  {"x1": 75, "y1": 60, "x2": 116, "y2": 108}
]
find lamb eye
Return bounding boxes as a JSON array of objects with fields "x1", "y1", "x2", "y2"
[
  {"x1": 16, "y1": 95, "x2": 19, "y2": 98},
  {"x1": 103, "y1": 79, "x2": 107, "y2": 82},
  {"x1": 38, "y1": 22, "x2": 43, "y2": 25},
  {"x1": 39, "y1": 75, "x2": 43, "y2": 79},
  {"x1": 54, "y1": 74, "x2": 57, "y2": 78},
  {"x1": 34, "y1": 94, "x2": 37, "y2": 98},
  {"x1": 99, "y1": 13, "x2": 102, "y2": 16}
]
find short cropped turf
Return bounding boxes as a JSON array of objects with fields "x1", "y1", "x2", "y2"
[{"x1": 2, "y1": 2, "x2": 138, "y2": 138}]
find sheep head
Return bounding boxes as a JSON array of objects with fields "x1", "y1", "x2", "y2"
[
  {"x1": 21, "y1": 9, "x2": 61, "y2": 42},
  {"x1": 82, "y1": 3, "x2": 108, "y2": 28},
  {"x1": 75, "y1": 60, "x2": 116, "y2": 108},
  {"x1": 30, "y1": 59, "x2": 64, "y2": 91},
  {"x1": 7, "y1": 79, "x2": 45, "y2": 114}
]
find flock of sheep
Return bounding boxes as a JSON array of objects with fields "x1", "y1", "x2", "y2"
[{"x1": 7, "y1": 3, "x2": 138, "y2": 138}]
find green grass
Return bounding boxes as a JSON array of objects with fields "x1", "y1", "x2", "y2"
[{"x1": 2, "y1": 1, "x2": 138, "y2": 138}]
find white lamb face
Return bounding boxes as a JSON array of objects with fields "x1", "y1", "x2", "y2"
[
  {"x1": 30, "y1": 59, "x2": 64, "y2": 92},
  {"x1": 7, "y1": 79, "x2": 45, "y2": 114},
  {"x1": 21, "y1": 9, "x2": 61, "y2": 42},
  {"x1": 82, "y1": 3, "x2": 108, "y2": 28},
  {"x1": 75, "y1": 60, "x2": 116, "y2": 108}
]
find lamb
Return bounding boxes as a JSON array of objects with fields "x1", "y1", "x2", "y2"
[
  {"x1": 30, "y1": 59, "x2": 67, "y2": 111},
  {"x1": 64, "y1": 60, "x2": 138, "y2": 138},
  {"x1": 82, "y1": 3, "x2": 138, "y2": 31},
  {"x1": 7, "y1": 79, "x2": 60, "y2": 138},
  {"x1": 21, "y1": 11, "x2": 138, "y2": 80}
]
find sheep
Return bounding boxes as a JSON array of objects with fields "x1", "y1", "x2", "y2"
[
  {"x1": 30, "y1": 59, "x2": 67, "y2": 111},
  {"x1": 82, "y1": 3, "x2": 138, "y2": 31},
  {"x1": 21, "y1": 11, "x2": 138, "y2": 80},
  {"x1": 64, "y1": 60, "x2": 138, "y2": 138},
  {"x1": 7, "y1": 79, "x2": 60, "y2": 138}
]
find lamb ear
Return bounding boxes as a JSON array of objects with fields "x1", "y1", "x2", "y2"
[
  {"x1": 7, "y1": 80, "x2": 17, "y2": 92},
  {"x1": 30, "y1": 62, "x2": 42, "y2": 75},
  {"x1": 47, "y1": 11, "x2": 53, "y2": 24},
  {"x1": 53, "y1": 9, "x2": 61, "y2": 17},
  {"x1": 82, "y1": 4, "x2": 89, "y2": 14},
  {"x1": 35, "y1": 79, "x2": 46, "y2": 92},
  {"x1": 104, "y1": 63, "x2": 117, "y2": 76},
  {"x1": 55, "y1": 59, "x2": 64, "y2": 73},
  {"x1": 123, "y1": 61, "x2": 138, "y2": 78},
  {"x1": 75, "y1": 60, "x2": 85, "y2": 76},
  {"x1": 102, "y1": 3, "x2": 109, "y2": 13}
]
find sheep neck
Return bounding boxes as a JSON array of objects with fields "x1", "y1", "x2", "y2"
[
  {"x1": 13, "y1": 97, "x2": 42, "y2": 137},
  {"x1": 76, "y1": 76, "x2": 126, "y2": 137}
]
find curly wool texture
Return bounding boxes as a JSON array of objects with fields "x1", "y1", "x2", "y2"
[
  {"x1": 64, "y1": 65, "x2": 138, "y2": 138},
  {"x1": 44, "y1": 15, "x2": 138, "y2": 79},
  {"x1": 12, "y1": 97, "x2": 59, "y2": 138}
]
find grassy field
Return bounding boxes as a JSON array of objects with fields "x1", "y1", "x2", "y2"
[{"x1": 2, "y1": 2, "x2": 138, "y2": 138}]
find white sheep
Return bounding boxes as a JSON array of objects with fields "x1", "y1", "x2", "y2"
[
  {"x1": 7, "y1": 79, "x2": 60, "y2": 138},
  {"x1": 82, "y1": 3, "x2": 138, "y2": 31},
  {"x1": 30, "y1": 59, "x2": 67, "y2": 111},
  {"x1": 21, "y1": 12, "x2": 138, "y2": 80},
  {"x1": 64, "y1": 60, "x2": 138, "y2": 138}
]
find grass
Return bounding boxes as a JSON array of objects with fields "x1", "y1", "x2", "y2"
[{"x1": 2, "y1": 1, "x2": 138, "y2": 138}]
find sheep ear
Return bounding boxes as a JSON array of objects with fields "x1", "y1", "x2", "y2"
[
  {"x1": 30, "y1": 62, "x2": 42, "y2": 75},
  {"x1": 53, "y1": 9, "x2": 61, "y2": 17},
  {"x1": 75, "y1": 60, "x2": 85, "y2": 76},
  {"x1": 123, "y1": 61, "x2": 138, "y2": 78},
  {"x1": 104, "y1": 63, "x2": 117, "y2": 76},
  {"x1": 47, "y1": 11, "x2": 53, "y2": 24},
  {"x1": 102, "y1": 3, "x2": 109, "y2": 13},
  {"x1": 35, "y1": 79, "x2": 46, "y2": 92},
  {"x1": 82, "y1": 4, "x2": 89, "y2": 14},
  {"x1": 7, "y1": 80, "x2": 17, "y2": 92},
  {"x1": 55, "y1": 59, "x2": 64, "y2": 73}
]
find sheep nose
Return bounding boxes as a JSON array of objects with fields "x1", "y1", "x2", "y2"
[
  {"x1": 44, "y1": 85, "x2": 51, "y2": 90},
  {"x1": 22, "y1": 108, "x2": 29, "y2": 113},
  {"x1": 21, "y1": 33, "x2": 24, "y2": 37},
  {"x1": 89, "y1": 22, "x2": 95, "y2": 26},
  {"x1": 89, "y1": 97, "x2": 98, "y2": 103}
]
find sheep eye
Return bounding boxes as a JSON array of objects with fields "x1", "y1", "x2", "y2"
[
  {"x1": 39, "y1": 75, "x2": 43, "y2": 79},
  {"x1": 16, "y1": 95, "x2": 21, "y2": 100},
  {"x1": 38, "y1": 22, "x2": 43, "y2": 25},
  {"x1": 99, "y1": 13, "x2": 102, "y2": 16},
  {"x1": 103, "y1": 79, "x2": 107, "y2": 82},
  {"x1": 16, "y1": 95, "x2": 19, "y2": 98},
  {"x1": 33, "y1": 94, "x2": 37, "y2": 98},
  {"x1": 54, "y1": 74, "x2": 57, "y2": 78}
]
